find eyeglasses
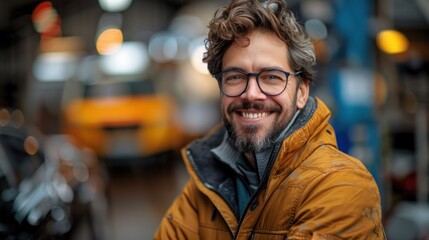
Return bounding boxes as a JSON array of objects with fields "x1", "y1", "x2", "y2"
[{"x1": 213, "y1": 69, "x2": 302, "y2": 97}]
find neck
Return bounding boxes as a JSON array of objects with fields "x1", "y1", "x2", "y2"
[{"x1": 244, "y1": 152, "x2": 256, "y2": 169}]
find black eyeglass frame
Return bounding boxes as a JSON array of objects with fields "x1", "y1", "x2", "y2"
[{"x1": 213, "y1": 68, "x2": 302, "y2": 97}]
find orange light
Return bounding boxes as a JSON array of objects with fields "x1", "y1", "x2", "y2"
[
  {"x1": 376, "y1": 30, "x2": 409, "y2": 54},
  {"x1": 0, "y1": 108, "x2": 10, "y2": 126},
  {"x1": 96, "y1": 28, "x2": 123, "y2": 55},
  {"x1": 24, "y1": 136, "x2": 39, "y2": 155}
]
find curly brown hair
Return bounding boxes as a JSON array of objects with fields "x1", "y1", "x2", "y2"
[{"x1": 203, "y1": 0, "x2": 316, "y2": 83}]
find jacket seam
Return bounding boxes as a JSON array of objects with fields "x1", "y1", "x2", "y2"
[
  {"x1": 199, "y1": 222, "x2": 231, "y2": 232},
  {"x1": 288, "y1": 171, "x2": 322, "y2": 229},
  {"x1": 167, "y1": 214, "x2": 199, "y2": 235},
  {"x1": 251, "y1": 229, "x2": 289, "y2": 235}
]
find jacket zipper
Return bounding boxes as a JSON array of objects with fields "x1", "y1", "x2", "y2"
[
  {"x1": 186, "y1": 150, "x2": 239, "y2": 236},
  {"x1": 233, "y1": 142, "x2": 282, "y2": 239}
]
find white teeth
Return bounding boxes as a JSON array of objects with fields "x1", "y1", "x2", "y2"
[{"x1": 242, "y1": 112, "x2": 268, "y2": 119}]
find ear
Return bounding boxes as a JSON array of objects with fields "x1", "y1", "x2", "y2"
[{"x1": 296, "y1": 79, "x2": 309, "y2": 109}]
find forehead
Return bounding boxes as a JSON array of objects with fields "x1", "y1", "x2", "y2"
[{"x1": 222, "y1": 30, "x2": 290, "y2": 70}]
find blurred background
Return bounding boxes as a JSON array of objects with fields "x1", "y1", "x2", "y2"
[{"x1": 0, "y1": 0, "x2": 428, "y2": 239}]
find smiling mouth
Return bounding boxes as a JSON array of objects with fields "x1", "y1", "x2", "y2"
[{"x1": 240, "y1": 112, "x2": 270, "y2": 119}]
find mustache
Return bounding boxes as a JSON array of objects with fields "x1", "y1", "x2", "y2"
[{"x1": 227, "y1": 101, "x2": 280, "y2": 113}]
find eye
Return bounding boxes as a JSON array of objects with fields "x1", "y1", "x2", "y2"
[
  {"x1": 223, "y1": 72, "x2": 246, "y2": 82},
  {"x1": 259, "y1": 71, "x2": 285, "y2": 84},
  {"x1": 262, "y1": 74, "x2": 281, "y2": 80}
]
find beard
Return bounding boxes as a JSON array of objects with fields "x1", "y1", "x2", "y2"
[{"x1": 223, "y1": 100, "x2": 295, "y2": 153}]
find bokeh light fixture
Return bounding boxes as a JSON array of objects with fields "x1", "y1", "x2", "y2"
[
  {"x1": 0, "y1": 108, "x2": 10, "y2": 127},
  {"x1": 33, "y1": 52, "x2": 79, "y2": 82},
  {"x1": 305, "y1": 19, "x2": 328, "y2": 40},
  {"x1": 98, "y1": 0, "x2": 133, "y2": 12},
  {"x1": 24, "y1": 136, "x2": 39, "y2": 156},
  {"x1": 97, "y1": 13, "x2": 123, "y2": 32},
  {"x1": 99, "y1": 41, "x2": 149, "y2": 76},
  {"x1": 32, "y1": 1, "x2": 61, "y2": 37},
  {"x1": 376, "y1": 30, "x2": 409, "y2": 54},
  {"x1": 189, "y1": 37, "x2": 209, "y2": 75},
  {"x1": 96, "y1": 28, "x2": 123, "y2": 55},
  {"x1": 148, "y1": 33, "x2": 189, "y2": 62}
]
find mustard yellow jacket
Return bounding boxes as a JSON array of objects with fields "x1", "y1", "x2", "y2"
[{"x1": 154, "y1": 97, "x2": 385, "y2": 239}]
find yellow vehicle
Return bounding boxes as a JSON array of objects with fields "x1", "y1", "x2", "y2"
[{"x1": 61, "y1": 80, "x2": 186, "y2": 164}]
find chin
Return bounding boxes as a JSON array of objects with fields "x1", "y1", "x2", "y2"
[{"x1": 235, "y1": 129, "x2": 272, "y2": 153}]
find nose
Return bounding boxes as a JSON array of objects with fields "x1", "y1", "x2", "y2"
[{"x1": 240, "y1": 76, "x2": 266, "y2": 100}]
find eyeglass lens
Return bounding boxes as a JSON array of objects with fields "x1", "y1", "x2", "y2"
[{"x1": 220, "y1": 69, "x2": 289, "y2": 96}]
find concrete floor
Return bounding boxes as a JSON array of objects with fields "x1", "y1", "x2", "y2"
[
  {"x1": 71, "y1": 156, "x2": 189, "y2": 240},
  {"x1": 108, "y1": 158, "x2": 189, "y2": 240}
]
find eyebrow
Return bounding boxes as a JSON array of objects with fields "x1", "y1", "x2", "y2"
[
  {"x1": 222, "y1": 67, "x2": 245, "y2": 72},
  {"x1": 222, "y1": 66, "x2": 289, "y2": 72}
]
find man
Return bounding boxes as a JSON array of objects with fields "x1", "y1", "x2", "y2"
[{"x1": 154, "y1": 0, "x2": 385, "y2": 239}]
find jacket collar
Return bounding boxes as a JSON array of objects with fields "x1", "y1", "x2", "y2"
[
  {"x1": 271, "y1": 97, "x2": 337, "y2": 176},
  {"x1": 182, "y1": 97, "x2": 336, "y2": 215}
]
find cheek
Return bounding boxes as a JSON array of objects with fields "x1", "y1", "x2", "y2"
[
  {"x1": 277, "y1": 90, "x2": 297, "y2": 109},
  {"x1": 220, "y1": 97, "x2": 231, "y2": 116}
]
